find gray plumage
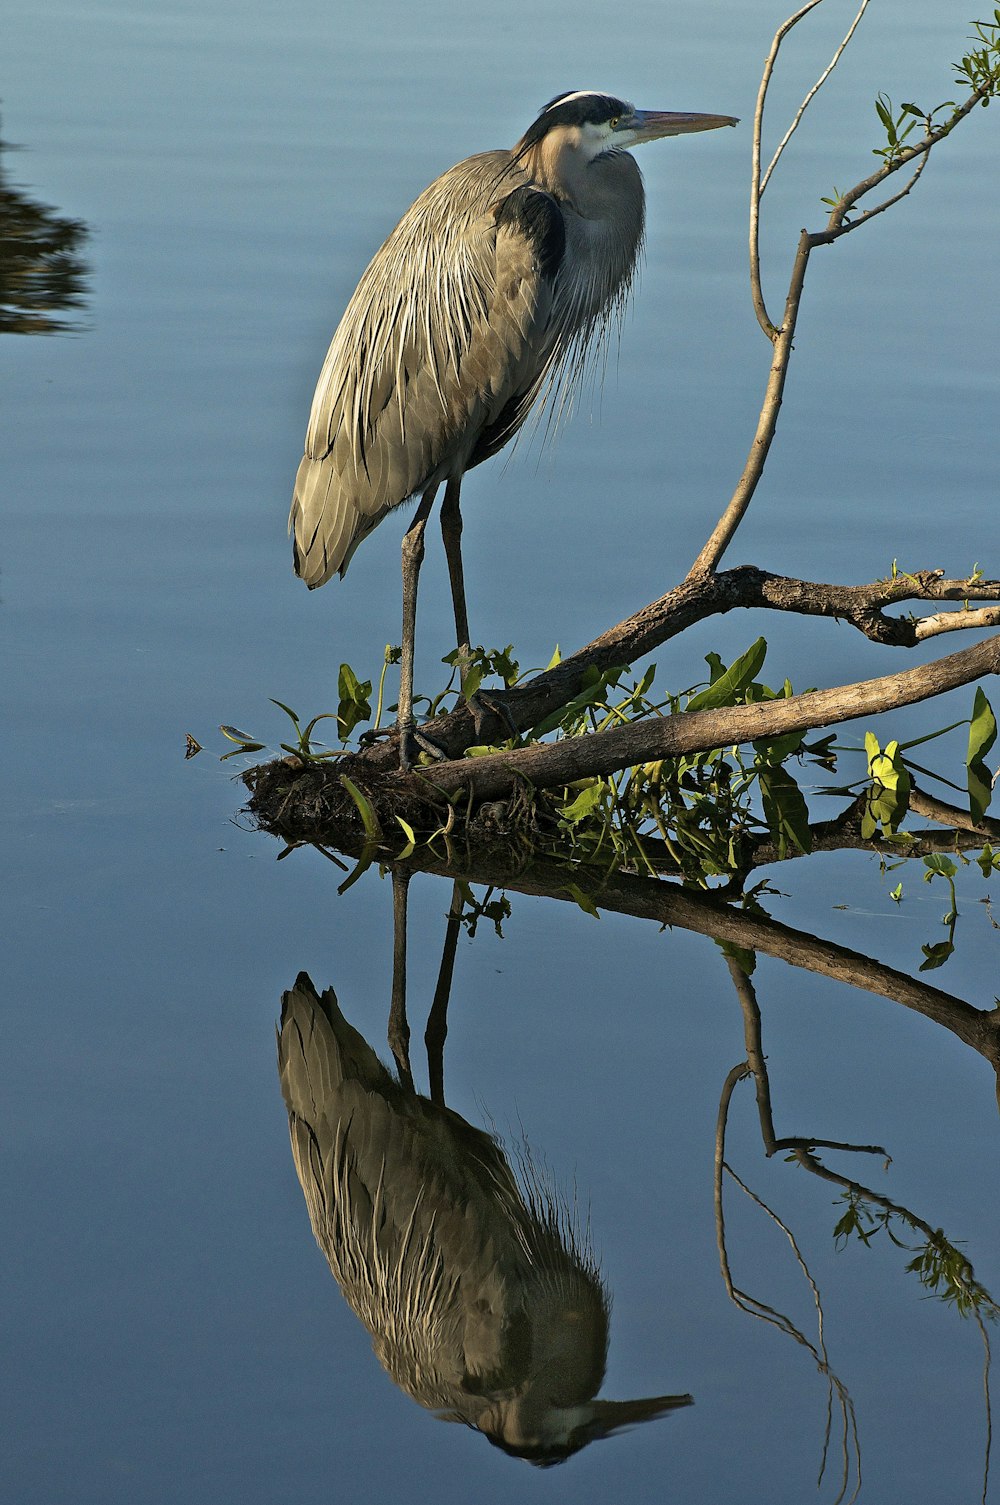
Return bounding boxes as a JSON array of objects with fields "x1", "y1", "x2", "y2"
[
  {"x1": 287, "y1": 93, "x2": 737, "y2": 761},
  {"x1": 277, "y1": 972, "x2": 692, "y2": 1464},
  {"x1": 290, "y1": 92, "x2": 735, "y2": 587}
]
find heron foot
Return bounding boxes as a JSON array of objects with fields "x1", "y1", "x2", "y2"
[
  {"x1": 467, "y1": 689, "x2": 519, "y2": 743},
  {"x1": 398, "y1": 722, "x2": 449, "y2": 771},
  {"x1": 357, "y1": 725, "x2": 392, "y2": 748}
]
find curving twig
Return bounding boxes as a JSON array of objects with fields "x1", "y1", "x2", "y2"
[
  {"x1": 751, "y1": 0, "x2": 872, "y2": 339},
  {"x1": 697, "y1": 13, "x2": 998, "y2": 578}
]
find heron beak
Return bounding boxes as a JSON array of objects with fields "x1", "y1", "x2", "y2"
[
  {"x1": 627, "y1": 109, "x2": 739, "y2": 142},
  {"x1": 583, "y1": 1393, "x2": 695, "y2": 1438}
]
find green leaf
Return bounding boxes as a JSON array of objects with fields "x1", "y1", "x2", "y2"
[
  {"x1": 270, "y1": 698, "x2": 301, "y2": 727},
  {"x1": 758, "y1": 764, "x2": 812, "y2": 857},
  {"x1": 337, "y1": 663, "x2": 373, "y2": 738},
  {"x1": 545, "y1": 644, "x2": 562, "y2": 670},
  {"x1": 966, "y1": 688, "x2": 997, "y2": 821},
  {"x1": 394, "y1": 815, "x2": 417, "y2": 858},
  {"x1": 491, "y1": 645, "x2": 520, "y2": 687},
  {"x1": 923, "y1": 853, "x2": 958, "y2": 881},
  {"x1": 890, "y1": 882, "x2": 903, "y2": 902},
  {"x1": 968, "y1": 687, "x2": 997, "y2": 766},
  {"x1": 564, "y1": 882, "x2": 601, "y2": 919},
  {"x1": 686, "y1": 638, "x2": 768, "y2": 712},
  {"x1": 528, "y1": 666, "x2": 628, "y2": 738},
  {"x1": 558, "y1": 783, "x2": 604, "y2": 824},
  {"x1": 717, "y1": 940, "x2": 756, "y2": 975},
  {"x1": 753, "y1": 729, "x2": 804, "y2": 765},
  {"x1": 339, "y1": 775, "x2": 380, "y2": 838},
  {"x1": 969, "y1": 761, "x2": 994, "y2": 827}
]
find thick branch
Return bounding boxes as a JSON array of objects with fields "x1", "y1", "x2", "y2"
[
  {"x1": 420, "y1": 633, "x2": 1000, "y2": 800},
  {"x1": 379, "y1": 848, "x2": 1000, "y2": 1063},
  {"x1": 346, "y1": 567, "x2": 1000, "y2": 773}
]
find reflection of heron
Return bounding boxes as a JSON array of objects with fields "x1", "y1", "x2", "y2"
[
  {"x1": 278, "y1": 972, "x2": 691, "y2": 1464},
  {"x1": 290, "y1": 92, "x2": 736, "y2": 762}
]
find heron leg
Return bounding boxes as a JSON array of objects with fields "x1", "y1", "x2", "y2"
[
  {"x1": 388, "y1": 869, "x2": 415, "y2": 1090},
  {"x1": 440, "y1": 475, "x2": 470, "y2": 661},
  {"x1": 398, "y1": 486, "x2": 438, "y2": 769},
  {"x1": 424, "y1": 880, "x2": 463, "y2": 1106},
  {"x1": 440, "y1": 475, "x2": 518, "y2": 743}
]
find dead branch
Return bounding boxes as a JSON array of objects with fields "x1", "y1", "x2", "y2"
[
  {"x1": 414, "y1": 634, "x2": 1000, "y2": 801},
  {"x1": 339, "y1": 568, "x2": 1000, "y2": 775}
]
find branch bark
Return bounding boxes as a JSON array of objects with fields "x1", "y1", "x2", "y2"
[{"x1": 416, "y1": 633, "x2": 1000, "y2": 801}]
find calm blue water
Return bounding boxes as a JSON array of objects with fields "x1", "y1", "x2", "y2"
[{"x1": 5, "y1": 2, "x2": 1000, "y2": 1501}]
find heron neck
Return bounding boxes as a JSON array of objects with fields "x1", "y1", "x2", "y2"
[{"x1": 519, "y1": 138, "x2": 644, "y2": 223}]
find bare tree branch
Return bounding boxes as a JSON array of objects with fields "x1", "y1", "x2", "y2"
[
  {"x1": 751, "y1": 0, "x2": 872, "y2": 338},
  {"x1": 759, "y1": 0, "x2": 873, "y2": 197},
  {"x1": 701, "y1": 16, "x2": 997, "y2": 578},
  {"x1": 416, "y1": 633, "x2": 999, "y2": 802}
]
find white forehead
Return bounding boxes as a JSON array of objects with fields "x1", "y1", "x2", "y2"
[{"x1": 545, "y1": 90, "x2": 621, "y2": 113}]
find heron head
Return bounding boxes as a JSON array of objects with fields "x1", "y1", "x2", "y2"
[
  {"x1": 480, "y1": 1391, "x2": 694, "y2": 1466},
  {"x1": 516, "y1": 91, "x2": 738, "y2": 165}
]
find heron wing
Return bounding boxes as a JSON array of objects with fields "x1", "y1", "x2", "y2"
[{"x1": 289, "y1": 154, "x2": 565, "y2": 587}]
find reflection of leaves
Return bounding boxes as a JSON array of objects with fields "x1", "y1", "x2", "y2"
[
  {"x1": 454, "y1": 882, "x2": 511, "y2": 939},
  {"x1": 0, "y1": 134, "x2": 90, "y2": 333},
  {"x1": 862, "y1": 733, "x2": 912, "y2": 839},
  {"x1": 833, "y1": 1191, "x2": 1000, "y2": 1321},
  {"x1": 919, "y1": 940, "x2": 955, "y2": 972},
  {"x1": 920, "y1": 855, "x2": 958, "y2": 968}
]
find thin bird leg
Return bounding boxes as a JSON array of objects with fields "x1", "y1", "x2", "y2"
[
  {"x1": 440, "y1": 475, "x2": 471, "y2": 666},
  {"x1": 388, "y1": 868, "x2": 414, "y2": 1091},
  {"x1": 398, "y1": 486, "x2": 438, "y2": 769},
  {"x1": 440, "y1": 474, "x2": 518, "y2": 742},
  {"x1": 424, "y1": 880, "x2": 464, "y2": 1105}
]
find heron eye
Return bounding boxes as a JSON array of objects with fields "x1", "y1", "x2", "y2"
[{"x1": 608, "y1": 116, "x2": 620, "y2": 129}]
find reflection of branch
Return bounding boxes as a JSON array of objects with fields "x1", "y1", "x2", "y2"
[
  {"x1": 384, "y1": 852, "x2": 1000, "y2": 1071},
  {"x1": 727, "y1": 957, "x2": 994, "y2": 1505},
  {"x1": 248, "y1": 804, "x2": 1000, "y2": 1080},
  {"x1": 715, "y1": 1056, "x2": 860, "y2": 1504},
  {"x1": 726, "y1": 958, "x2": 889, "y2": 1161}
]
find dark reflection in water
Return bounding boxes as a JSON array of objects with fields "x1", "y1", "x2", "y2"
[
  {"x1": 0, "y1": 128, "x2": 89, "y2": 334},
  {"x1": 277, "y1": 969, "x2": 691, "y2": 1466},
  {"x1": 265, "y1": 796, "x2": 1000, "y2": 1497}
]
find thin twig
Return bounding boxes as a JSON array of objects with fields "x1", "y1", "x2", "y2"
[
  {"x1": 714, "y1": 1048, "x2": 860, "y2": 1504},
  {"x1": 751, "y1": 0, "x2": 872, "y2": 338},
  {"x1": 761, "y1": 0, "x2": 873, "y2": 195}
]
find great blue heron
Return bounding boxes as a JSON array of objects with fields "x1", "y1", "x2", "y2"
[
  {"x1": 290, "y1": 91, "x2": 737, "y2": 762},
  {"x1": 277, "y1": 972, "x2": 692, "y2": 1464}
]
